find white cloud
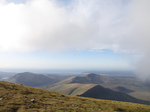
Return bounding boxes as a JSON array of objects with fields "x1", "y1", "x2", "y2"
[
  {"x1": 127, "y1": 0, "x2": 150, "y2": 80},
  {"x1": 0, "y1": 0, "x2": 128, "y2": 52}
]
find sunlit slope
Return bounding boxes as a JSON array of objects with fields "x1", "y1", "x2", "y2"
[
  {"x1": 0, "y1": 81, "x2": 150, "y2": 112},
  {"x1": 48, "y1": 83, "x2": 97, "y2": 95}
]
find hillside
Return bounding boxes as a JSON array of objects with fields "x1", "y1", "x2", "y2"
[
  {"x1": 47, "y1": 73, "x2": 150, "y2": 101},
  {"x1": 9, "y1": 72, "x2": 60, "y2": 88},
  {"x1": 48, "y1": 83, "x2": 97, "y2": 95},
  {"x1": 0, "y1": 81, "x2": 150, "y2": 112}
]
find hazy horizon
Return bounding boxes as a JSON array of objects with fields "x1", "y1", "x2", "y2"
[{"x1": 0, "y1": 68, "x2": 135, "y2": 75}]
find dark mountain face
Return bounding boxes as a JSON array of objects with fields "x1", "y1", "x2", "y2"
[
  {"x1": 9, "y1": 72, "x2": 60, "y2": 87},
  {"x1": 79, "y1": 85, "x2": 150, "y2": 105}
]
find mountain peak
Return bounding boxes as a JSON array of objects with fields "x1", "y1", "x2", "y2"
[
  {"x1": 83, "y1": 73, "x2": 101, "y2": 78},
  {"x1": 84, "y1": 73, "x2": 98, "y2": 76}
]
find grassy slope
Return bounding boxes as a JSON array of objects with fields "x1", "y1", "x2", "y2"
[
  {"x1": 46, "y1": 76, "x2": 93, "y2": 95},
  {"x1": 0, "y1": 81, "x2": 150, "y2": 112},
  {"x1": 48, "y1": 83, "x2": 97, "y2": 95}
]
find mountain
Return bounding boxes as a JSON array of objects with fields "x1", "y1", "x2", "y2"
[
  {"x1": 46, "y1": 73, "x2": 150, "y2": 102},
  {"x1": 46, "y1": 73, "x2": 113, "y2": 87},
  {"x1": 0, "y1": 81, "x2": 150, "y2": 112},
  {"x1": 46, "y1": 73, "x2": 130, "y2": 94},
  {"x1": 79, "y1": 85, "x2": 150, "y2": 105},
  {"x1": 9, "y1": 72, "x2": 60, "y2": 88},
  {"x1": 49, "y1": 73, "x2": 128, "y2": 86}
]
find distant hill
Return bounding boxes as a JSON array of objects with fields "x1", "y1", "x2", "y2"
[
  {"x1": 46, "y1": 73, "x2": 113, "y2": 87},
  {"x1": 0, "y1": 81, "x2": 150, "y2": 112},
  {"x1": 9, "y1": 72, "x2": 60, "y2": 88},
  {"x1": 46, "y1": 73, "x2": 150, "y2": 102},
  {"x1": 50, "y1": 73, "x2": 131, "y2": 85},
  {"x1": 46, "y1": 73, "x2": 131, "y2": 94}
]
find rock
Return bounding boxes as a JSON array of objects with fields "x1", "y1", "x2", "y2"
[
  {"x1": 72, "y1": 104, "x2": 78, "y2": 107},
  {"x1": 30, "y1": 99, "x2": 35, "y2": 102}
]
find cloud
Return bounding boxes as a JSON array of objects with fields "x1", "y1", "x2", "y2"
[
  {"x1": 0, "y1": 0, "x2": 129, "y2": 52},
  {"x1": 0, "y1": 0, "x2": 69, "y2": 51},
  {"x1": 127, "y1": 0, "x2": 150, "y2": 80},
  {"x1": 0, "y1": 0, "x2": 150, "y2": 79}
]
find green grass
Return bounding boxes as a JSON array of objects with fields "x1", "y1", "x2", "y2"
[
  {"x1": 0, "y1": 81, "x2": 150, "y2": 112},
  {"x1": 47, "y1": 83, "x2": 96, "y2": 95}
]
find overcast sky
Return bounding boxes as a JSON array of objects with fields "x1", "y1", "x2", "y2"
[{"x1": 0, "y1": 0, "x2": 150, "y2": 79}]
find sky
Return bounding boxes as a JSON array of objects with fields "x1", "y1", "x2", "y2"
[{"x1": 0, "y1": 0, "x2": 150, "y2": 79}]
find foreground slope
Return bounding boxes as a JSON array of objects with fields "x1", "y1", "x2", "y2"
[{"x1": 0, "y1": 81, "x2": 150, "y2": 112}]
